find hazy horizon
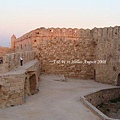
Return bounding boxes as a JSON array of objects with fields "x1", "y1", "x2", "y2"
[{"x1": 0, "y1": 0, "x2": 120, "y2": 47}]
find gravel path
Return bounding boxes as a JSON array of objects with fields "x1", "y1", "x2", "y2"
[{"x1": 0, "y1": 74, "x2": 114, "y2": 120}]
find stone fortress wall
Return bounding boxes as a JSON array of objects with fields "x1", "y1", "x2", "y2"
[
  {"x1": 14, "y1": 28, "x2": 95, "y2": 80},
  {"x1": 13, "y1": 26, "x2": 120, "y2": 85}
]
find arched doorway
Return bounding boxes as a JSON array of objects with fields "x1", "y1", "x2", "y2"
[
  {"x1": 29, "y1": 74, "x2": 37, "y2": 95},
  {"x1": 117, "y1": 73, "x2": 120, "y2": 86}
]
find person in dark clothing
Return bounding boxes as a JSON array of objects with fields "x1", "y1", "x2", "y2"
[{"x1": 20, "y1": 57, "x2": 23, "y2": 66}]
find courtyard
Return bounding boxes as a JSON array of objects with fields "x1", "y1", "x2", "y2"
[{"x1": 0, "y1": 74, "x2": 114, "y2": 120}]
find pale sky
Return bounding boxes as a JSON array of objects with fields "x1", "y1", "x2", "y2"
[{"x1": 0, "y1": 0, "x2": 120, "y2": 47}]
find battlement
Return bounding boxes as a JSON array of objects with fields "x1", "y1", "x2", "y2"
[
  {"x1": 12, "y1": 26, "x2": 120, "y2": 53},
  {"x1": 16, "y1": 26, "x2": 120, "y2": 42},
  {"x1": 16, "y1": 27, "x2": 91, "y2": 42}
]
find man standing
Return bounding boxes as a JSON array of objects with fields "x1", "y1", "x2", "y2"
[{"x1": 20, "y1": 57, "x2": 23, "y2": 66}]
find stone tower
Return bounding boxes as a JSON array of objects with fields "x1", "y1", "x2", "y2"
[{"x1": 11, "y1": 34, "x2": 16, "y2": 49}]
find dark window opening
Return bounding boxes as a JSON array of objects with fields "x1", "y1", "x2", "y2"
[
  {"x1": 50, "y1": 29, "x2": 53, "y2": 32},
  {"x1": 115, "y1": 29, "x2": 118, "y2": 35},
  {"x1": 93, "y1": 69, "x2": 96, "y2": 80},
  {"x1": 0, "y1": 85, "x2": 2, "y2": 95},
  {"x1": 117, "y1": 73, "x2": 120, "y2": 86},
  {"x1": 21, "y1": 44, "x2": 23, "y2": 49},
  {"x1": 0, "y1": 57, "x2": 3, "y2": 64},
  {"x1": 113, "y1": 66, "x2": 117, "y2": 71},
  {"x1": 36, "y1": 32, "x2": 39, "y2": 34}
]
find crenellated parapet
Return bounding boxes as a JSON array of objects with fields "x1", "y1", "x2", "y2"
[
  {"x1": 14, "y1": 27, "x2": 93, "y2": 53},
  {"x1": 16, "y1": 27, "x2": 92, "y2": 42}
]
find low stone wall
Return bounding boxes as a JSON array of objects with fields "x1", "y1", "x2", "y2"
[
  {"x1": 85, "y1": 88, "x2": 120, "y2": 107},
  {"x1": 0, "y1": 59, "x2": 40, "y2": 108},
  {"x1": 0, "y1": 73, "x2": 25, "y2": 108},
  {"x1": 80, "y1": 88, "x2": 120, "y2": 120},
  {"x1": 0, "y1": 51, "x2": 36, "y2": 74}
]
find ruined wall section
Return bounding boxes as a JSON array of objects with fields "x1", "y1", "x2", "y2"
[
  {"x1": 93, "y1": 26, "x2": 120, "y2": 85},
  {"x1": 15, "y1": 28, "x2": 95, "y2": 79}
]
